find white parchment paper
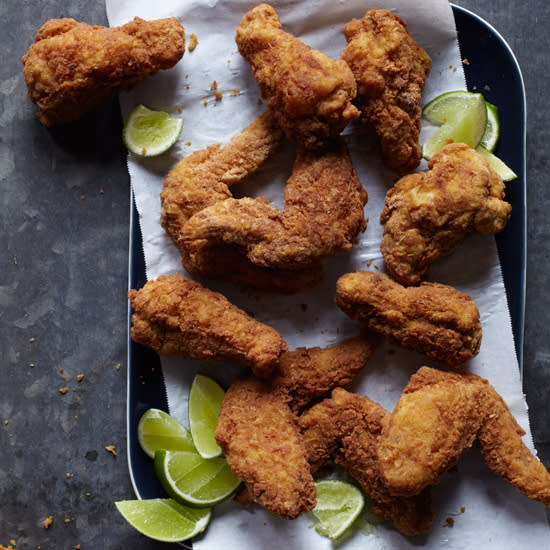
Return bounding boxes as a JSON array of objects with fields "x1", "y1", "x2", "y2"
[{"x1": 105, "y1": 0, "x2": 550, "y2": 547}]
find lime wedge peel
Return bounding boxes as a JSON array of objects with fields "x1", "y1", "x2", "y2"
[
  {"x1": 123, "y1": 104, "x2": 183, "y2": 157},
  {"x1": 154, "y1": 449, "x2": 241, "y2": 508},
  {"x1": 115, "y1": 498, "x2": 211, "y2": 543},
  {"x1": 311, "y1": 479, "x2": 365, "y2": 540},
  {"x1": 188, "y1": 374, "x2": 225, "y2": 459}
]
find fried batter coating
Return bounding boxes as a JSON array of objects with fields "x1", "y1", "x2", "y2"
[
  {"x1": 236, "y1": 3, "x2": 360, "y2": 149},
  {"x1": 342, "y1": 9, "x2": 431, "y2": 173},
  {"x1": 378, "y1": 367, "x2": 550, "y2": 506},
  {"x1": 380, "y1": 143, "x2": 512, "y2": 285},
  {"x1": 161, "y1": 111, "x2": 322, "y2": 293},
  {"x1": 181, "y1": 139, "x2": 368, "y2": 271},
  {"x1": 22, "y1": 17, "x2": 185, "y2": 126},
  {"x1": 335, "y1": 270, "x2": 481, "y2": 367},
  {"x1": 128, "y1": 273, "x2": 287, "y2": 378},
  {"x1": 298, "y1": 388, "x2": 434, "y2": 536},
  {"x1": 215, "y1": 376, "x2": 316, "y2": 520}
]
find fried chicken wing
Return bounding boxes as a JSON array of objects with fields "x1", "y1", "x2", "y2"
[
  {"x1": 161, "y1": 111, "x2": 323, "y2": 293},
  {"x1": 22, "y1": 17, "x2": 185, "y2": 126},
  {"x1": 181, "y1": 139, "x2": 367, "y2": 271},
  {"x1": 342, "y1": 9, "x2": 431, "y2": 173},
  {"x1": 128, "y1": 273, "x2": 287, "y2": 378},
  {"x1": 380, "y1": 142, "x2": 512, "y2": 285},
  {"x1": 378, "y1": 367, "x2": 550, "y2": 506},
  {"x1": 298, "y1": 388, "x2": 434, "y2": 536},
  {"x1": 335, "y1": 270, "x2": 482, "y2": 367},
  {"x1": 236, "y1": 3, "x2": 360, "y2": 149},
  {"x1": 215, "y1": 376, "x2": 316, "y2": 520}
]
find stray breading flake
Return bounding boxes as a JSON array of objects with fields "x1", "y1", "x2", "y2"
[
  {"x1": 105, "y1": 445, "x2": 117, "y2": 456},
  {"x1": 43, "y1": 516, "x2": 53, "y2": 529},
  {"x1": 188, "y1": 32, "x2": 198, "y2": 51}
]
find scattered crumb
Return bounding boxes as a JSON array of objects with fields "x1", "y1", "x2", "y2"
[
  {"x1": 29, "y1": 337, "x2": 35, "y2": 343},
  {"x1": 43, "y1": 516, "x2": 53, "y2": 529},
  {"x1": 105, "y1": 445, "x2": 117, "y2": 456},
  {"x1": 445, "y1": 517, "x2": 455, "y2": 527},
  {"x1": 115, "y1": 363, "x2": 121, "y2": 371},
  {"x1": 184, "y1": 140, "x2": 192, "y2": 146},
  {"x1": 215, "y1": 90, "x2": 223, "y2": 101},
  {"x1": 29, "y1": 363, "x2": 35, "y2": 368},
  {"x1": 462, "y1": 58, "x2": 470, "y2": 65},
  {"x1": 188, "y1": 32, "x2": 198, "y2": 52},
  {"x1": 77, "y1": 374, "x2": 84, "y2": 382},
  {"x1": 177, "y1": 107, "x2": 183, "y2": 114},
  {"x1": 99, "y1": 187, "x2": 104, "y2": 194},
  {"x1": 460, "y1": 506, "x2": 466, "y2": 513},
  {"x1": 210, "y1": 80, "x2": 218, "y2": 91},
  {"x1": 59, "y1": 387, "x2": 69, "y2": 395},
  {"x1": 13, "y1": 256, "x2": 17, "y2": 264},
  {"x1": 452, "y1": 66, "x2": 457, "y2": 72},
  {"x1": 230, "y1": 89, "x2": 241, "y2": 96},
  {"x1": 64, "y1": 518, "x2": 71, "y2": 524},
  {"x1": 203, "y1": 98, "x2": 208, "y2": 106},
  {"x1": 3, "y1": 420, "x2": 8, "y2": 425},
  {"x1": 80, "y1": 195, "x2": 86, "y2": 200},
  {"x1": 75, "y1": 546, "x2": 81, "y2": 550}
]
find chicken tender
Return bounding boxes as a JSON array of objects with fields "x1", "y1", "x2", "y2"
[
  {"x1": 378, "y1": 367, "x2": 550, "y2": 506},
  {"x1": 335, "y1": 270, "x2": 482, "y2": 368},
  {"x1": 128, "y1": 273, "x2": 287, "y2": 378},
  {"x1": 215, "y1": 376, "x2": 316, "y2": 520},
  {"x1": 236, "y1": 3, "x2": 360, "y2": 149},
  {"x1": 380, "y1": 143, "x2": 512, "y2": 285},
  {"x1": 181, "y1": 139, "x2": 368, "y2": 271},
  {"x1": 298, "y1": 388, "x2": 434, "y2": 536},
  {"x1": 342, "y1": 9, "x2": 431, "y2": 173},
  {"x1": 22, "y1": 17, "x2": 185, "y2": 126}
]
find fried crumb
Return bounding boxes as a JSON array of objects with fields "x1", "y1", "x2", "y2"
[
  {"x1": 13, "y1": 256, "x2": 17, "y2": 264},
  {"x1": 445, "y1": 517, "x2": 455, "y2": 527},
  {"x1": 43, "y1": 516, "x2": 53, "y2": 529},
  {"x1": 188, "y1": 32, "x2": 198, "y2": 52},
  {"x1": 462, "y1": 58, "x2": 470, "y2": 65},
  {"x1": 215, "y1": 90, "x2": 223, "y2": 101},
  {"x1": 75, "y1": 545, "x2": 81, "y2": 550},
  {"x1": 460, "y1": 506, "x2": 466, "y2": 513},
  {"x1": 77, "y1": 374, "x2": 84, "y2": 382},
  {"x1": 80, "y1": 194, "x2": 86, "y2": 200},
  {"x1": 184, "y1": 140, "x2": 192, "y2": 146},
  {"x1": 29, "y1": 337, "x2": 35, "y2": 343},
  {"x1": 59, "y1": 387, "x2": 69, "y2": 395},
  {"x1": 230, "y1": 89, "x2": 241, "y2": 96},
  {"x1": 210, "y1": 80, "x2": 218, "y2": 91},
  {"x1": 203, "y1": 98, "x2": 208, "y2": 106},
  {"x1": 105, "y1": 445, "x2": 117, "y2": 456},
  {"x1": 99, "y1": 187, "x2": 104, "y2": 194}
]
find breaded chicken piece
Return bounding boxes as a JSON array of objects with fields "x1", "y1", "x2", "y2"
[
  {"x1": 380, "y1": 143, "x2": 512, "y2": 285},
  {"x1": 236, "y1": 3, "x2": 360, "y2": 149},
  {"x1": 215, "y1": 376, "x2": 316, "y2": 520},
  {"x1": 181, "y1": 139, "x2": 368, "y2": 271},
  {"x1": 335, "y1": 271, "x2": 482, "y2": 367},
  {"x1": 342, "y1": 9, "x2": 431, "y2": 173},
  {"x1": 378, "y1": 367, "x2": 550, "y2": 506},
  {"x1": 22, "y1": 17, "x2": 185, "y2": 126},
  {"x1": 161, "y1": 111, "x2": 322, "y2": 294},
  {"x1": 128, "y1": 273, "x2": 286, "y2": 378},
  {"x1": 298, "y1": 388, "x2": 434, "y2": 536}
]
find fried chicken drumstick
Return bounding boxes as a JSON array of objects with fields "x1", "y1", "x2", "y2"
[
  {"x1": 381, "y1": 142, "x2": 512, "y2": 285},
  {"x1": 342, "y1": 9, "x2": 431, "y2": 173},
  {"x1": 335, "y1": 270, "x2": 482, "y2": 367},
  {"x1": 22, "y1": 17, "x2": 185, "y2": 126},
  {"x1": 128, "y1": 273, "x2": 287, "y2": 378},
  {"x1": 236, "y1": 3, "x2": 360, "y2": 149}
]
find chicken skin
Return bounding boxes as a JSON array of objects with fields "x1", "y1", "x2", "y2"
[
  {"x1": 128, "y1": 273, "x2": 287, "y2": 378},
  {"x1": 298, "y1": 388, "x2": 434, "y2": 536},
  {"x1": 161, "y1": 111, "x2": 323, "y2": 294},
  {"x1": 342, "y1": 9, "x2": 431, "y2": 173},
  {"x1": 335, "y1": 270, "x2": 482, "y2": 368},
  {"x1": 380, "y1": 143, "x2": 512, "y2": 285},
  {"x1": 22, "y1": 17, "x2": 185, "y2": 126},
  {"x1": 180, "y1": 138, "x2": 368, "y2": 271},
  {"x1": 236, "y1": 3, "x2": 360, "y2": 149},
  {"x1": 379, "y1": 367, "x2": 550, "y2": 507}
]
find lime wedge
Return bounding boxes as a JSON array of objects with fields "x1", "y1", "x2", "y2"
[
  {"x1": 137, "y1": 408, "x2": 195, "y2": 459},
  {"x1": 476, "y1": 145, "x2": 517, "y2": 181},
  {"x1": 123, "y1": 104, "x2": 183, "y2": 157},
  {"x1": 115, "y1": 498, "x2": 211, "y2": 542},
  {"x1": 480, "y1": 101, "x2": 500, "y2": 152},
  {"x1": 310, "y1": 480, "x2": 365, "y2": 540},
  {"x1": 188, "y1": 375, "x2": 225, "y2": 459},
  {"x1": 154, "y1": 449, "x2": 241, "y2": 508},
  {"x1": 422, "y1": 92, "x2": 487, "y2": 160}
]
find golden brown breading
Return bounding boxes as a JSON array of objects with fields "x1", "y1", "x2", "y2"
[
  {"x1": 180, "y1": 139, "x2": 368, "y2": 271},
  {"x1": 160, "y1": 110, "x2": 323, "y2": 294},
  {"x1": 335, "y1": 270, "x2": 482, "y2": 368},
  {"x1": 380, "y1": 142, "x2": 512, "y2": 285},
  {"x1": 236, "y1": 3, "x2": 360, "y2": 149},
  {"x1": 342, "y1": 9, "x2": 431, "y2": 173},
  {"x1": 215, "y1": 376, "x2": 316, "y2": 520},
  {"x1": 22, "y1": 17, "x2": 185, "y2": 126},
  {"x1": 128, "y1": 273, "x2": 287, "y2": 378},
  {"x1": 378, "y1": 367, "x2": 550, "y2": 506},
  {"x1": 298, "y1": 388, "x2": 434, "y2": 536}
]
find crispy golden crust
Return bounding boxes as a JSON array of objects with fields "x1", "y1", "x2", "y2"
[
  {"x1": 180, "y1": 139, "x2": 368, "y2": 271},
  {"x1": 380, "y1": 143, "x2": 512, "y2": 285},
  {"x1": 22, "y1": 17, "x2": 185, "y2": 126},
  {"x1": 298, "y1": 388, "x2": 434, "y2": 536},
  {"x1": 128, "y1": 273, "x2": 287, "y2": 378},
  {"x1": 236, "y1": 3, "x2": 360, "y2": 149},
  {"x1": 335, "y1": 270, "x2": 482, "y2": 367},
  {"x1": 378, "y1": 367, "x2": 550, "y2": 505},
  {"x1": 215, "y1": 376, "x2": 316, "y2": 520},
  {"x1": 342, "y1": 9, "x2": 431, "y2": 173}
]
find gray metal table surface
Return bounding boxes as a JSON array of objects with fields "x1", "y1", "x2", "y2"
[{"x1": 1, "y1": 0, "x2": 548, "y2": 547}]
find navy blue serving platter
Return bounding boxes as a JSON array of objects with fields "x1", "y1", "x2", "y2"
[{"x1": 125, "y1": 2, "x2": 527, "y2": 529}]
